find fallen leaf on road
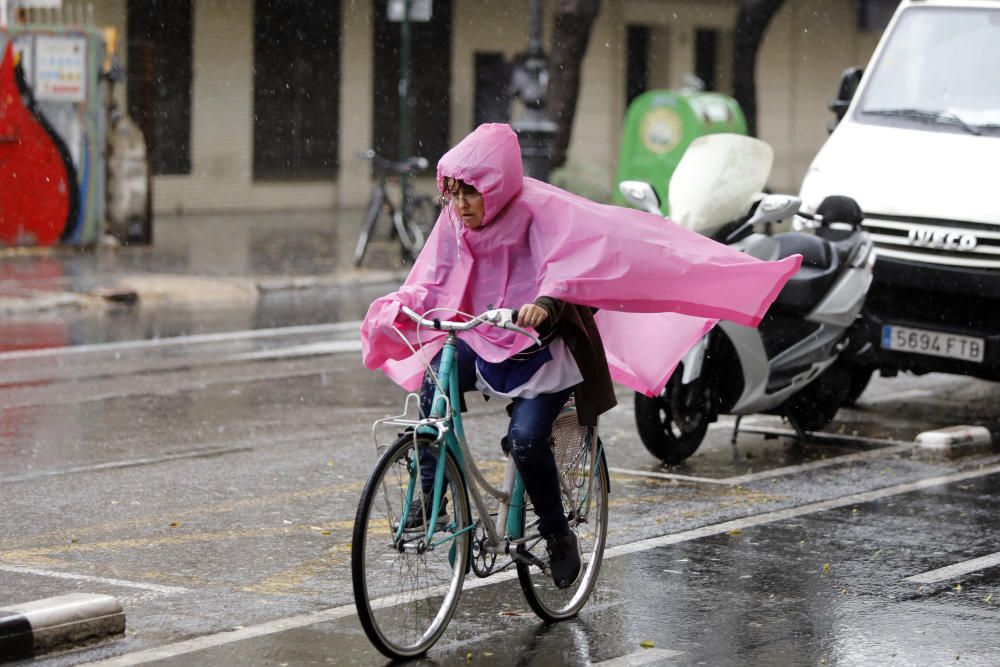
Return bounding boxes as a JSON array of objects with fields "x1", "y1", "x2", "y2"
[
  {"x1": 640, "y1": 640, "x2": 656, "y2": 648},
  {"x1": 822, "y1": 563, "x2": 830, "y2": 573}
]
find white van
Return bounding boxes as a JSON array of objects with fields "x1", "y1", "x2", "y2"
[{"x1": 799, "y1": 0, "x2": 1000, "y2": 387}]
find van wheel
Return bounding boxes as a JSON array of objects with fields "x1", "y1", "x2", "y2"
[
  {"x1": 843, "y1": 366, "x2": 874, "y2": 406},
  {"x1": 784, "y1": 362, "x2": 852, "y2": 432},
  {"x1": 634, "y1": 365, "x2": 711, "y2": 465}
]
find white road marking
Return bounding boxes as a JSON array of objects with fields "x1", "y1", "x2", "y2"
[
  {"x1": 608, "y1": 467, "x2": 734, "y2": 486},
  {"x1": 0, "y1": 446, "x2": 252, "y2": 484},
  {"x1": 905, "y1": 552, "x2": 1000, "y2": 584},
  {"x1": 0, "y1": 565, "x2": 189, "y2": 594},
  {"x1": 83, "y1": 463, "x2": 1000, "y2": 666},
  {"x1": 226, "y1": 340, "x2": 361, "y2": 361},
  {"x1": 596, "y1": 648, "x2": 684, "y2": 665},
  {"x1": 609, "y1": 442, "x2": 914, "y2": 487},
  {"x1": 0, "y1": 321, "x2": 363, "y2": 362},
  {"x1": 722, "y1": 443, "x2": 915, "y2": 485},
  {"x1": 860, "y1": 388, "x2": 938, "y2": 404},
  {"x1": 604, "y1": 463, "x2": 1000, "y2": 560}
]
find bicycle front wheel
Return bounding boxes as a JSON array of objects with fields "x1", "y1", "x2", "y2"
[
  {"x1": 354, "y1": 191, "x2": 383, "y2": 267},
  {"x1": 352, "y1": 434, "x2": 470, "y2": 659},
  {"x1": 516, "y1": 432, "x2": 609, "y2": 622}
]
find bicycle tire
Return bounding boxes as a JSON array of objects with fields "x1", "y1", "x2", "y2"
[
  {"x1": 397, "y1": 195, "x2": 438, "y2": 262},
  {"x1": 354, "y1": 191, "x2": 384, "y2": 267},
  {"x1": 352, "y1": 433, "x2": 470, "y2": 659},
  {"x1": 516, "y1": 431, "x2": 609, "y2": 622}
]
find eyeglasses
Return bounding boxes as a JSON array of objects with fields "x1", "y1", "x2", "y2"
[{"x1": 440, "y1": 190, "x2": 482, "y2": 206}]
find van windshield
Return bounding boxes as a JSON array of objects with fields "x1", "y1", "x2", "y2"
[{"x1": 857, "y1": 7, "x2": 1000, "y2": 135}]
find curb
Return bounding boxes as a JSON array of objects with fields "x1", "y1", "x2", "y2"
[
  {"x1": 0, "y1": 594, "x2": 124, "y2": 659},
  {"x1": 914, "y1": 424, "x2": 1000, "y2": 459},
  {"x1": 1, "y1": 270, "x2": 409, "y2": 316},
  {"x1": 0, "y1": 292, "x2": 94, "y2": 315}
]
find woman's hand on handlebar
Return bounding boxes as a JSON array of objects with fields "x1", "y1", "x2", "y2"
[{"x1": 517, "y1": 303, "x2": 548, "y2": 329}]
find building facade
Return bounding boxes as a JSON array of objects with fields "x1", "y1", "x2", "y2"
[{"x1": 81, "y1": 0, "x2": 886, "y2": 215}]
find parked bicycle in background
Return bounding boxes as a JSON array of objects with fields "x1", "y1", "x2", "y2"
[{"x1": 354, "y1": 149, "x2": 438, "y2": 267}]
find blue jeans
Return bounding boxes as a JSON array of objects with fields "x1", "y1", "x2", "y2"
[{"x1": 419, "y1": 339, "x2": 572, "y2": 537}]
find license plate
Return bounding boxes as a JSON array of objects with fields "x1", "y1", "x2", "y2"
[{"x1": 881, "y1": 325, "x2": 985, "y2": 363}]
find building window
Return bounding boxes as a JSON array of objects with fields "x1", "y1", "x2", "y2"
[
  {"x1": 253, "y1": 0, "x2": 342, "y2": 180},
  {"x1": 625, "y1": 25, "x2": 650, "y2": 106},
  {"x1": 857, "y1": 0, "x2": 900, "y2": 31},
  {"x1": 474, "y1": 52, "x2": 511, "y2": 127},
  {"x1": 127, "y1": 0, "x2": 193, "y2": 176},
  {"x1": 372, "y1": 0, "x2": 452, "y2": 164},
  {"x1": 695, "y1": 28, "x2": 720, "y2": 91}
]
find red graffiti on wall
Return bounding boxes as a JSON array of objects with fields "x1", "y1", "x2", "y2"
[{"x1": 0, "y1": 42, "x2": 75, "y2": 246}]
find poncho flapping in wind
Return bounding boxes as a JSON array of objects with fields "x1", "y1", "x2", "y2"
[{"x1": 361, "y1": 123, "x2": 801, "y2": 396}]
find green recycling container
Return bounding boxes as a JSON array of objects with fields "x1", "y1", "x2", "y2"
[{"x1": 614, "y1": 90, "x2": 746, "y2": 215}]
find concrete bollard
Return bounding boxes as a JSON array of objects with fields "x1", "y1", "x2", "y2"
[
  {"x1": 915, "y1": 425, "x2": 996, "y2": 459},
  {"x1": 0, "y1": 593, "x2": 124, "y2": 659}
]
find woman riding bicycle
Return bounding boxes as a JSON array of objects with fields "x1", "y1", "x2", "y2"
[{"x1": 361, "y1": 123, "x2": 802, "y2": 588}]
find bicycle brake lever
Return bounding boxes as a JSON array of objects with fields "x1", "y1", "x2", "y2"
[{"x1": 484, "y1": 308, "x2": 515, "y2": 327}]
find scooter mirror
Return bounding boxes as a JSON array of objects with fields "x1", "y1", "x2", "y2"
[
  {"x1": 751, "y1": 194, "x2": 802, "y2": 225},
  {"x1": 618, "y1": 181, "x2": 662, "y2": 215},
  {"x1": 725, "y1": 194, "x2": 802, "y2": 243}
]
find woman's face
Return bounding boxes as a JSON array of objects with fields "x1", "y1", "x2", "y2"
[{"x1": 445, "y1": 180, "x2": 485, "y2": 230}]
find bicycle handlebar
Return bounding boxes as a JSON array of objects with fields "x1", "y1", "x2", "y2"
[
  {"x1": 359, "y1": 149, "x2": 429, "y2": 175},
  {"x1": 400, "y1": 306, "x2": 542, "y2": 347}
]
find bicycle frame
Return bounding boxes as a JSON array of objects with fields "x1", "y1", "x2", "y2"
[{"x1": 371, "y1": 308, "x2": 605, "y2": 571}]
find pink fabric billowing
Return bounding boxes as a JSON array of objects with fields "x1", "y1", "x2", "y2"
[{"x1": 361, "y1": 123, "x2": 801, "y2": 396}]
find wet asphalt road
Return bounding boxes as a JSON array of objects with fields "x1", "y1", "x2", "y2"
[{"x1": 2, "y1": 291, "x2": 1000, "y2": 666}]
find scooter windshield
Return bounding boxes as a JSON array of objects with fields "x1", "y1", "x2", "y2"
[{"x1": 668, "y1": 134, "x2": 773, "y2": 237}]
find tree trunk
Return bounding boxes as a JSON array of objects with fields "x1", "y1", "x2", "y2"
[
  {"x1": 732, "y1": 0, "x2": 786, "y2": 137},
  {"x1": 548, "y1": 0, "x2": 601, "y2": 169}
]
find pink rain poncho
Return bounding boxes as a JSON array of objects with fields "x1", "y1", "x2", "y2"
[{"x1": 361, "y1": 123, "x2": 801, "y2": 396}]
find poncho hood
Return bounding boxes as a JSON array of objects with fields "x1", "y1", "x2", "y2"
[
  {"x1": 436, "y1": 122, "x2": 523, "y2": 228},
  {"x1": 362, "y1": 123, "x2": 801, "y2": 396}
]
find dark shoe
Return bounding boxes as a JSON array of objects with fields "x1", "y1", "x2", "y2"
[
  {"x1": 397, "y1": 495, "x2": 449, "y2": 531},
  {"x1": 545, "y1": 531, "x2": 581, "y2": 589}
]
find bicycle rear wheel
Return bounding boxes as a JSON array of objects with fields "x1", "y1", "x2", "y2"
[
  {"x1": 397, "y1": 195, "x2": 438, "y2": 262},
  {"x1": 352, "y1": 434, "x2": 470, "y2": 659},
  {"x1": 516, "y1": 428, "x2": 609, "y2": 622},
  {"x1": 354, "y1": 191, "x2": 384, "y2": 267}
]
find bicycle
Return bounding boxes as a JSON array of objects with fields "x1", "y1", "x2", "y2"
[
  {"x1": 354, "y1": 149, "x2": 438, "y2": 267},
  {"x1": 351, "y1": 306, "x2": 610, "y2": 660}
]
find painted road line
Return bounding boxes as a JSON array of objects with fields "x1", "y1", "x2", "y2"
[
  {"x1": 595, "y1": 648, "x2": 684, "y2": 665},
  {"x1": 860, "y1": 388, "x2": 938, "y2": 404},
  {"x1": 904, "y1": 552, "x2": 1000, "y2": 584},
  {"x1": 605, "y1": 463, "x2": 1000, "y2": 560},
  {"x1": 0, "y1": 446, "x2": 252, "y2": 484},
  {"x1": 83, "y1": 463, "x2": 1000, "y2": 666},
  {"x1": 608, "y1": 442, "x2": 914, "y2": 488},
  {"x1": 0, "y1": 321, "x2": 363, "y2": 362},
  {"x1": 0, "y1": 566, "x2": 188, "y2": 594},
  {"x1": 734, "y1": 425, "x2": 912, "y2": 449},
  {"x1": 226, "y1": 340, "x2": 362, "y2": 361},
  {"x1": 608, "y1": 467, "x2": 734, "y2": 486},
  {"x1": 722, "y1": 443, "x2": 915, "y2": 485}
]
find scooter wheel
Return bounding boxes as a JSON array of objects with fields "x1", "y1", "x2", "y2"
[{"x1": 634, "y1": 371, "x2": 710, "y2": 465}]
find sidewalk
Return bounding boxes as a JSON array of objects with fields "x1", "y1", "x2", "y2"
[{"x1": 0, "y1": 208, "x2": 410, "y2": 314}]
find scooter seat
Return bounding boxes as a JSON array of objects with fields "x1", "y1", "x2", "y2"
[
  {"x1": 774, "y1": 232, "x2": 834, "y2": 269},
  {"x1": 772, "y1": 232, "x2": 841, "y2": 314}
]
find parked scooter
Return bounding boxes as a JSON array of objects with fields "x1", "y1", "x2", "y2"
[{"x1": 619, "y1": 135, "x2": 873, "y2": 465}]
